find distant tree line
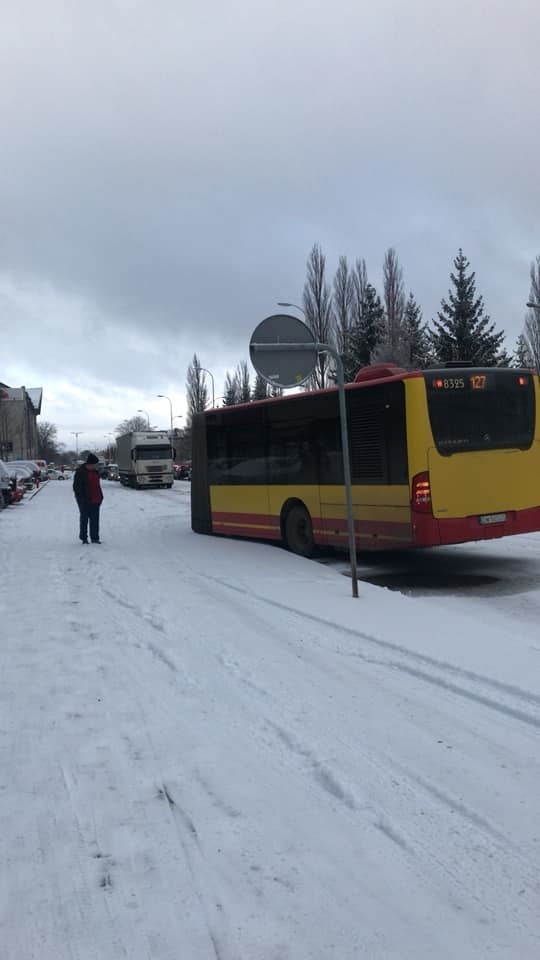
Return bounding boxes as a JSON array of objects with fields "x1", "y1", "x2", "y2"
[{"x1": 186, "y1": 246, "x2": 540, "y2": 417}]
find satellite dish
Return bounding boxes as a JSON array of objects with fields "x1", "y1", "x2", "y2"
[{"x1": 249, "y1": 314, "x2": 317, "y2": 389}]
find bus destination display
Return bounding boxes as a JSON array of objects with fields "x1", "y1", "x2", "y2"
[{"x1": 428, "y1": 373, "x2": 529, "y2": 393}]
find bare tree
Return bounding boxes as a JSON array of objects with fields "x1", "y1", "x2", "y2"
[
  {"x1": 115, "y1": 415, "x2": 149, "y2": 435},
  {"x1": 351, "y1": 258, "x2": 369, "y2": 320},
  {"x1": 186, "y1": 353, "x2": 209, "y2": 424},
  {"x1": 303, "y1": 243, "x2": 333, "y2": 388},
  {"x1": 376, "y1": 247, "x2": 406, "y2": 364},
  {"x1": 523, "y1": 255, "x2": 540, "y2": 371},
  {"x1": 333, "y1": 255, "x2": 354, "y2": 360},
  {"x1": 37, "y1": 421, "x2": 62, "y2": 462}
]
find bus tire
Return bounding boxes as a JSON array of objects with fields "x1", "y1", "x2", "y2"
[{"x1": 284, "y1": 504, "x2": 316, "y2": 558}]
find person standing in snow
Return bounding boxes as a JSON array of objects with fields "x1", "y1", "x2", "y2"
[{"x1": 73, "y1": 453, "x2": 104, "y2": 544}]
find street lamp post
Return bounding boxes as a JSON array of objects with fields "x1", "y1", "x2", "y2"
[
  {"x1": 104, "y1": 433, "x2": 114, "y2": 460},
  {"x1": 173, "y1": 415, "x2": 183, "y2": 459},
  {"x1": 156, "y1": 394, "x2": 173, "y2": 437},
  {"x1": 137, "y1": 409, "x2": 151, "y2": 429},
  {"x1": 71, "y1": 431, "x2": 82, "y2": 456},
  {"x1": 199, "y1": 367, "x2": 215, "y2": 408}
]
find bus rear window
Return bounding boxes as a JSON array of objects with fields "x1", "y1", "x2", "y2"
[{"x1": 424, "y1": 370, "x2": 535, "y2": 453}]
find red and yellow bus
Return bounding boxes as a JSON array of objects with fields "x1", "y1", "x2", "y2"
[{"x1": 191, "y1": 363, "x2": 540, "y2": 556}]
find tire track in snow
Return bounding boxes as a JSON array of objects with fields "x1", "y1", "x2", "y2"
[
  {"x1": 200, "y1": 572, "x2": 540, "y2": 730},
  {"x1": 185, "y1": 573, "x2": 540, "y2": 935},
  {"x1": 157, "y1": 783, "x2": 240, "y2": 960}
]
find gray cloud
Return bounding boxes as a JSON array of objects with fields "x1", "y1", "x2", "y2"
[{"x1": 1, "y1": 0, "x2": 539, "y2": 447}]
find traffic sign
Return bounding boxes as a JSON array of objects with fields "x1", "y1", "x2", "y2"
[{"x1": 249, "y1": 314, "x2": 317, "y2": 389}]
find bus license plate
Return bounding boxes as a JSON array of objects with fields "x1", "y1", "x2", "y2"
[{"x1": 479, "y1": 512, "x2": 506, "y2": 525}]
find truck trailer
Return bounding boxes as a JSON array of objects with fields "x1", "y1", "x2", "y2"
[{"x1": 116, "y1": 431, "x2": 174, "y2": 489}]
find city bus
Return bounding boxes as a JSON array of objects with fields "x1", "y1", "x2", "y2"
[{"x1": 191, "y1": 363, "x2": 540, "y2": 556}]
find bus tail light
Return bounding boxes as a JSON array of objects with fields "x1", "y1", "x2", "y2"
[{"x1": 412, "y1": 472, "x2": 432, "y2": 513}]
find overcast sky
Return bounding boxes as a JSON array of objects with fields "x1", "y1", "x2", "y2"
[{"x1": 1, "y1": 0, "x2": 539, "y2": 451}]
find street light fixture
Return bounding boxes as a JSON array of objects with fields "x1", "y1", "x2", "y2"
[
  {"x1": 199, "y1": 367, "x2": 215, "y2": 408},
  {"x1": 277, "y1": 301, "x2": 306, "y2": 317},
  {"x1": 156, "y1": 394, "x2": 173, "y2": 436},
  {"x1": 137, "y1": 409, "x2": 151, "y2": 429},
  {"x1": 71, "y1": 431, "x2": 83, "y2": 456},
  {"x1": 526, "y1": 301, "x2": 540, "y2": 311}
]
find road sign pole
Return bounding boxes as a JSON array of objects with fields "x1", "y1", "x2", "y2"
[{"x1": 250, "y1": 340, "x2": 359, "y2": 599}]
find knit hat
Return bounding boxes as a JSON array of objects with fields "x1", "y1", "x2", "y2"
[{"x1": 86, "y1": 453, "x2": 99, "y2": 464}]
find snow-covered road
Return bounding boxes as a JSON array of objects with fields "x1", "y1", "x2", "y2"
[{"x1": 1, "y1": 480, "x2": 539, "y2": 959}]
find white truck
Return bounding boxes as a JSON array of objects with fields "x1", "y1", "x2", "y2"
[{"x1": 116, "y1": 431, "x2": 174, "y2": 489}]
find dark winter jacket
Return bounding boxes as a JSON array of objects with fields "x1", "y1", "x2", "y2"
[{"x1": 73, "y1": 465, "x2": 103, "y2": 506}]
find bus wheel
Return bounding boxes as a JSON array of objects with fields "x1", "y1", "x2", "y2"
[{"x1": 285, "y1": 505, "x2": 316, "y2": 558}]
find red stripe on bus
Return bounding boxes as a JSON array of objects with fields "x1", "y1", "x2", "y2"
[
  {"x1": 318, "y1": 517, "x2": 412, "y2": 536},
  {"x1": 211, "y1": 509, "x2": 413, "y2": 545},
  {"x1": 213, "y1": 523, "x2": 282, "y2": 540}
]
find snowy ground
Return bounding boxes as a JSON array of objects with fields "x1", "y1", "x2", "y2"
[{"x1": 1, "y1": 480, "x2": 539, "y2": 959}]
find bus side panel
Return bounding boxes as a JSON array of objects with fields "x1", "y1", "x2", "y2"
[
  {"x1": 191, "y1": 413, "x2": 213, "y2": 534},
  {"x1": 318, "y1": 484, "x2": 413, "y2": 549},
  {"x1": 211, "y1": 485, "x2": 276, "y2": 539}
]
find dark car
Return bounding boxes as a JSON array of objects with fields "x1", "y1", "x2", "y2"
[{"x1": 174, "y1": 462, "x2": 192, "y2": 481}]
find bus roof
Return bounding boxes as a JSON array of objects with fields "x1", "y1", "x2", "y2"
[{"x1": 207, "y1": 364, "x2": 423, "y2": 414}]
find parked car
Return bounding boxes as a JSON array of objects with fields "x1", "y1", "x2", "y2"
[
  {"x1": 10, "y1": 465, "x2": 35, "y2": 492},
  {"x1": 0, "y1": 459, "x2": 12, "y2": 507},
  {"x1": 9, "y1": 460, "x2": 43, "y2": 483},
  {"x1": 7, "y1": 474, "x2": 25, "y2": 503},
  {"x1": 107, "y1": 464, "x2": 120, "y2": 481},
  {"x1": 174, "y1": 462, "x2": 192, "y2": 481},
  {"x1": 48, "y1": 467, "x2": 72, "y2": 480}
]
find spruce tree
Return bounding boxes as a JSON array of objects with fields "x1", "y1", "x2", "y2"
[
  {"x1": 514, "y1": 334, "x2": 533, "y2": 368},
  {"x1": 430, "y1": 249, "x2": 505, "y2": 365},
  {"x1": 403, "y1": 292, "x2": 432, "y2": 369},
  {"x1": 223, "y1": 371, "x2": 240, "y2": 406},
  {"x1": 252, "y1": 371, "x2": 268, "y2": 400},
  {"x1": 346, "y1": 283, "x2": 384, "y2": 378},
  {"x1": 236, "y1": 361, "x2": 251, "y2": 402}
]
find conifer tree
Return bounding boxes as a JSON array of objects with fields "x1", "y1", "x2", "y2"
[
  {"x1": 347, "y1": 283, "x2": 385, "y2": 377},
  {"x1": 430, "y1": 249, "x2": 505, "y2": 365},
  {"x1": 236, "y1": 361, "x2": 251, "y2": 402},
  {"x1": 402, "y1": 292, "x2": 432, "y2": 369},
  {"x1": 252, "y1": 371, "x2": 268, "y2": 400},
  {"x1": 223, "y1": 371, "x2": 240, "y2": 406},
  {"x1": 514, "y1": 334, "x2": 533, "y2": 368}
]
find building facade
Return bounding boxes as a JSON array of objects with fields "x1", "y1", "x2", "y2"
[{"x1": 0, "y1": 384, "x2": 43, "y2": 460}]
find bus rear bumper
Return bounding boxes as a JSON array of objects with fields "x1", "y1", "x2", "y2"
[{"x1": 413, "y1": 505, "x2": 540, "y2": 547}]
